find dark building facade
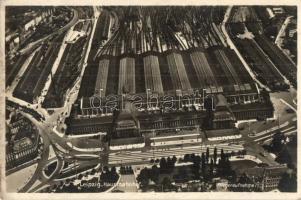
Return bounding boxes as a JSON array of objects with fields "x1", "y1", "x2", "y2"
[
  {"x1": 65, "y1": 91, "x2": 274, "y2": 137},
  {"x1": 235, "y1": 165, "x2": 288, "y2": 192},
  {"x1": 5, "y1": 113, "x2": 42, "y2": 170}
]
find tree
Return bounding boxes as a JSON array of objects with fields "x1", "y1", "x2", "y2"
[
  {"x1": 206, "y1": 147, "x2": 210, "y2": 164},
  {"x1": 190, "y1": 153, "x2": 196, "y2": 161},
  {"x1": 275, "y1": 146, "x2": 292, "y2": 166},
  {"x1": 137, "y1": 168, "x2": 149, "y2": 188},
  {"x1": 177, "y1": 166, "x2": 188, "y2": 182},
  {"x1": 201, "y1": 153, "x2": 207, "y2": 180},
  {"x1": 217, "y1": 158, "x2": 222, "y2": 176},
  {"x1": 271, "y1": 132, "x2": 286, "y2": 153},
  {"x1": 278, "y1": 172, "x2": 297, "y2": 192},
  {"x1": 167, "y1": 157, "x2": 173, "y2": 171},
  {"x1": 78, "y1": 174, "x2": 83, "y2": 180},
  {"x1": 184, "y1": 154, "x2": 190, "y2": 162},
  {"x1": 195, "y1": 155, "x2": 201, "y2": 164},
  {"x1": 201, "y1": 153, "x2": 206, "y2": 165},
  {"x1": 128, "y1": 166, "x2": 133, "y2": 173},
  {"x1": 289, "y1": 135, "x2": 297, "y2": 147},
  {"x1": 167, "y1": 156, "x2": 176, "y2": 171},
  {"x1": 103, "y1": 166, "x2": 109, "y2": 173},
  {"x1": 220, "y1": 149, "x2": 225, "y2": 161},
  {"x1": 209, "y1": 158, "x2": 214, "y2": 179},
  {"x1": 159, "y1": 157, "x2": 167, "y2": 173},
  {"x1": 191, "y1": 155, "x2": 201, "y2": 179},
  {"x1": 224, "y1": 157, "x2": 233, "y2": 176},
  {"x1": 111, "y1": 166, "x2": 117, "y2": 175},
  {"x1": 121, "y1": 166, "x2": 126, "y2": 174},
  {"x1": 161, "y1": 177, "x2": 172, "y2": 191},
  {"x1": 213, "y1": 147, "x2": 217, "y2": 165},
  {"x1": 150, "y1": 165, "x2": 160, "y2": 183},
  {"x1": 59, "y1": 181, "x2": 64, "y2": 187},
  {"x1": 172, "y1": 155, "x2": 177, "y2": 165},
  {"x1": 91, "y1": 168, "x2": 96, "y2": 175}
]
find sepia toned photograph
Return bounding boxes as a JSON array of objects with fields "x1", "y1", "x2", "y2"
[{"x1": 2, "y1": 2, "x2": 298, "y2": 198}]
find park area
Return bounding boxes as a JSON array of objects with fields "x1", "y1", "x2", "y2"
[{"x1": 135, "y1": 147, "x2": 254, "y2": 192}]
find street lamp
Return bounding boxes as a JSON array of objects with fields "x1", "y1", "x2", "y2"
[
  {"x1": 202, "y1": 89, "x2": 206, "y2": 110},
  {"x1": 146, "y1": 89, "x2": 151, "y2": 110},
  {"x1": 99, "y1": 88, "x2": 103, "y2": 115}
]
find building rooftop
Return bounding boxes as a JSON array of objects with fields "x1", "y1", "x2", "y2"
[
  {"x1": 236, "y1": 165, "x2": 288, "y2": 178},
  {"x1": 213, "y1": 111, "x2": 235, "y2": 121},
  {"x1": 110, "y1": 136, "x2": 144, "y2": 146},
  {"x1": 205, "y1": 128, "x2": 239, "y2": 138}
]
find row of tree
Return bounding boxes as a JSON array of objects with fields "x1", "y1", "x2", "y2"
[
  {"x1": 137, "y1": 165, "x2": 160, "y2": 188},
  {"x1": 159, "y1": 156, "x2": 177, "y2": 173},
  {"x1": 120, "y1": 165, "x2": 133, "y2": 174},
  {"x1": 136, "y1": 147, "x2": 235, "y2": 189},
  {"x1": 189, "y1": 148, "x2": 234, "y2": 181}
]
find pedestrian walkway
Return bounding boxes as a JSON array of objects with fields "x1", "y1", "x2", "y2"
[{"x1": 114, "y1": 174, "x2": 138, "y2": 192}]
